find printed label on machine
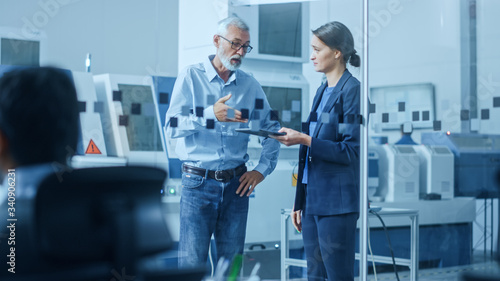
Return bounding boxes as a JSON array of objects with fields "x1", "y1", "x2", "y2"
[{"x1": 85, "y1": 139, "x2": 102, "y2": 154}]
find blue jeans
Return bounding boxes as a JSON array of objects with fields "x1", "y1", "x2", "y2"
[{"x1": 178, "y1": 170, "x2": 249, "y2": 268}]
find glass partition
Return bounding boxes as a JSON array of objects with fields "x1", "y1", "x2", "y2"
[
  {"x1": 0, "y1": 0, "x2": 498, "y2": 280},
  {"x1": 362, "y1": 0, "x2": 500, "y2": 280}
]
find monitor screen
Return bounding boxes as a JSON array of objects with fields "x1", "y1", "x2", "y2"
[
  {"x1": 258, "y1": 3, "x2": 302, "y2": 58},
  {"x1": 262, "y1": 86, "x2": 302, "y2": 132},
  {"x1": 1, "y1": 38, "x2": 40, "y2": 66},
  {"x1": 229, "y1": 2, "x2": 308, "y2": 62},
  {"x1": 118, "y1": 84, "x2": 163, "y2": 152}
]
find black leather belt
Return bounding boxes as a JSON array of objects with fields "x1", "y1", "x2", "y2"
[{"x1": 182, "y1": 164, "x2": 247, "y2": 183}]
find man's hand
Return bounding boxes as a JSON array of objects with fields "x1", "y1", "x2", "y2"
[
  {"x1": 236, "y1": 170, "x2": 264, "y2": 197},
  {"x1": 291, "y1": 209, "x2": 302, "y2": 233},
  {"x1": 214, "y1": 94, "x2": 247, "y2": 122}
]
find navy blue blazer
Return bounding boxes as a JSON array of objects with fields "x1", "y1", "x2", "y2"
[{"x1": 294, "y1": 70, "x2": 360, "y2": 216}]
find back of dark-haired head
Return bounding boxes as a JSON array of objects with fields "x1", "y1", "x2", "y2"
[
  {"x1": 0, "y1": 67, "x2": 79, "y2": 166},
  {"x1": 313, "y1": 21, "x2": 360, "y2": 67}
]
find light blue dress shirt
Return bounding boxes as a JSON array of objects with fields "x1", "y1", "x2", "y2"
[{"x1": 165, "y1": 55, "x2": 280, "y2": 177}]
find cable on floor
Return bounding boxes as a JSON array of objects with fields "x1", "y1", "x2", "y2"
[
  {"x1": 368, "y1": 217, "x2": 378, "y2": 281},
  {"x1": 370, "y1": 209, "x2": 400, "y2": 281}
]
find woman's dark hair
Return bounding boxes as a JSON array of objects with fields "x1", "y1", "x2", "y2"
[
  {"x1": 312, "y1": 21, "x2": 360, "y2": 67},
  {"x1": 0, "y1": 67, "x2": 79, "y2": 166}
]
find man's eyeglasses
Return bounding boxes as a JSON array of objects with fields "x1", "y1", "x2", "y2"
[{"x1": 219, "y1": 35, "x2": 253, "y2": 53}]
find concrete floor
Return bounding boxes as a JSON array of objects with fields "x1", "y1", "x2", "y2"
[
  {"x1": 357, "y1": 260, "x2": 500, "y2": 281},
  {"x1": 265, "y1": 252, "x2": 500, "y2": 281}
]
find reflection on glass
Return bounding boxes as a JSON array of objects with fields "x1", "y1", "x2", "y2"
[{"x1": 365, "y1": 1, "x2": 500, "y2": 279}]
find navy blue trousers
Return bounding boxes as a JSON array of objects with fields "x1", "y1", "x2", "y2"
[{"x1": 302, "y1": 211, "x2": 359, "y2": 281}]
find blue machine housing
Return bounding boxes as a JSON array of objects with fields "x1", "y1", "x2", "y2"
[
  {"x1": 422, "y1": 132, "x2": 500, "y2": 198},
  {"x1": 151, "y1": 75, "x2": 182, "y2": 178}
]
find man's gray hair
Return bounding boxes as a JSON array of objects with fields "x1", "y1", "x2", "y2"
[{"x1": 217, "y1": 17, "x2": 249, "y2": 36}]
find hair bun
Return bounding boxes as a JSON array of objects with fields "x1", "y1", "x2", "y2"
[{"x1": 349, "y1": 51, "x2": 360, "y2": 67}]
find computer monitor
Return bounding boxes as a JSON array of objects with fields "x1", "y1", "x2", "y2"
[
  {"x1": 229, "y1": 2, "x2": 310, "y2": 63},
  {"x1": 0, "y1": 27, "x2": 47, "y2": 67},
  {"x1": 252, "y1": 71, "x2": 309, "y2": 132},
  {"x1": 93, "y1": 74, "x2": 168, "y2": 170},
  {"x1": 262, "y1": 86, "x2": 302, "y2": 132},
  {"x1": 242, "y1": 70, "x2": 309, "y2": 150}
]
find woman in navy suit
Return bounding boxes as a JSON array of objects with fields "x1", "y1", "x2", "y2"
[{"x1": 274, "y1": 21, "x2": 361, "y2": 281}]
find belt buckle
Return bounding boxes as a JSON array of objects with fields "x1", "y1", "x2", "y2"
[{"x1": 215, "y1": 170, "x2": 227, "y2": 182}]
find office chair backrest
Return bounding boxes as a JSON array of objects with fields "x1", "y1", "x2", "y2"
[{"x1": 35, "y1": 166, "x2": 171, "y2": 270}]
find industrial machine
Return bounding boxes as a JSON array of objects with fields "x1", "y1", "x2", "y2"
[
  {"x1": 422, "y1": 132, "x2": 500, "y2": 198},
  {"x1": 93, "y1": 74, "x2": 168, "y2": 171},
  {"x1": 414, "y1": 145, "x2": 454, "y2": 199},
  {"x1": 0, "y1": 66, "x2": 126, "y2": 168},
  {"x1": 71, "y1": 71, "x2": 127, "y2": 168},
  {"x1": 373, "y1": 144, "x2": 420, "y2": 202},
  {"x1": 151, "y1": 75, "x2": 183, "y2": 197}
]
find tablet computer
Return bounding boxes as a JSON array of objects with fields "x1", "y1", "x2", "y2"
[{"x1": 235, "y1": 128, "x2": 286, "y2": 137}]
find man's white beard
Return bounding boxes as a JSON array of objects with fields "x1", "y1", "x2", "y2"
[{"x1": 218, "y1": 48, "x2": 242, "y2": 71}]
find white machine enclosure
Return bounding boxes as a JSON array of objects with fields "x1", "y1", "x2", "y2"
[
  {"x1": 93, "y1": 74, "x2": 168, "y2": 171},
  {"x1": 374, "y1": 144, "x2": 420, "y2": 202},
  {"x1": 71, "y1": 71, "x2": 127, "y2": 168},
  {"x1": 414, "y1": 145, "x2": 454, "y2": 199},
  {"x1": 73, "y1": 71, "x2": 107, "y2": 156}
]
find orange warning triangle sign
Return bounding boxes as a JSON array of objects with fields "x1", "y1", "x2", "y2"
[{"x1": 85, "y1": 139, "x2": 102, "y2": 154}]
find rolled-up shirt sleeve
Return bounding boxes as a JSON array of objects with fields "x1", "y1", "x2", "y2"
[{"x1": 165, "y1": 68, "x2": 207, "y2": 139}]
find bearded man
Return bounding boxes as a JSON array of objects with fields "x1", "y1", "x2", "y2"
[{"x1": 165, "y1": 17, "x2": 280, "y2": 268}]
